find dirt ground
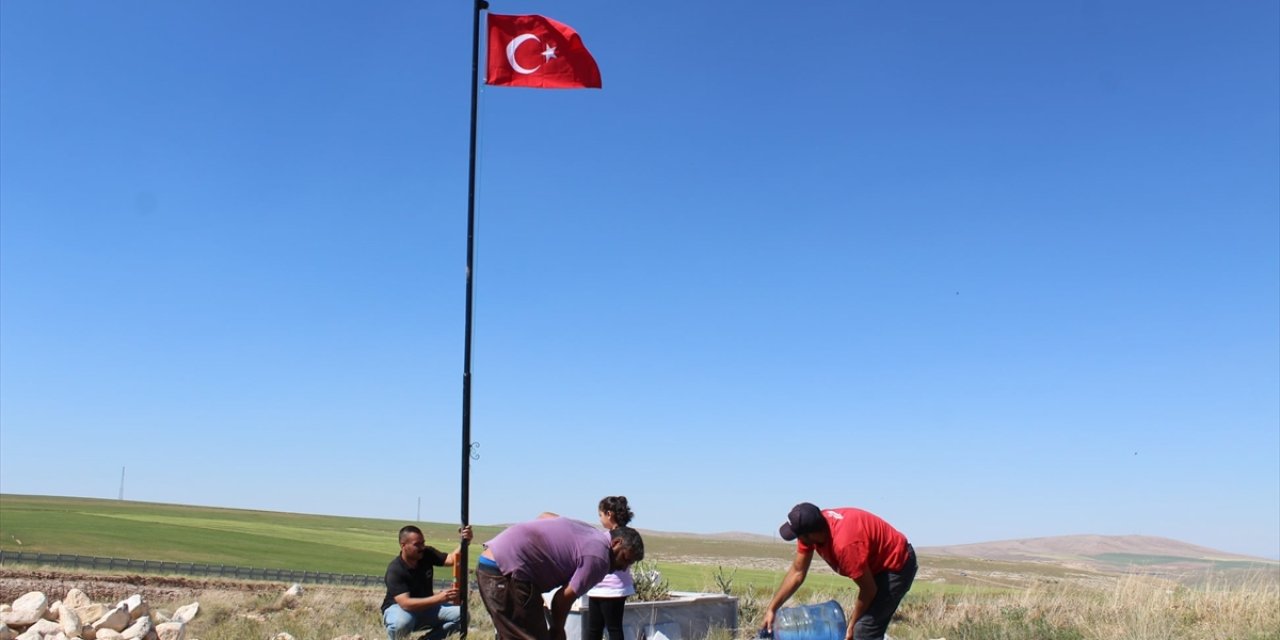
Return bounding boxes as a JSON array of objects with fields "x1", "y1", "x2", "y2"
[{"x1": 0, "y1": 567, "x2": 282, "y2": 605}]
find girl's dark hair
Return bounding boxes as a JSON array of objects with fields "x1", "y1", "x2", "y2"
[{"x1": 599, "y1": 495, "x2": 634, "y2": 527}]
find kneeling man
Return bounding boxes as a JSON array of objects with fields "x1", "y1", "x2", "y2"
[{"x1": 382, "y1": 524, "x2": 473, "y2": 640}]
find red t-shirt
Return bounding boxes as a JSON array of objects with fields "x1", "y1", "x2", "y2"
[{"x1": 797, "y1": 508, "x2": 909, "y2": 579}]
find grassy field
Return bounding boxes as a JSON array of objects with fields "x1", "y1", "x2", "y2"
[
  {"x1": 0, "y1": 494, "x2": 862, "y2": 592},
  {"x1": 3, "y1": 494, "x2": 1278, "y2": 639}
]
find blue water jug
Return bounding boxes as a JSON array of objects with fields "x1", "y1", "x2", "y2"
[{"x1": 773, "y1": 600, "x2": 846, "y2": 640}]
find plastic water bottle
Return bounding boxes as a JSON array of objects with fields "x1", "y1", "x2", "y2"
[{"x1": 773, "y1": 600, "x2": 846, "y2": 640}]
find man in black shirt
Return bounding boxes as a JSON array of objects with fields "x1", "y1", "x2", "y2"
[{"x1": 382, "y1": 524, "x2": 473, "y2": 640}]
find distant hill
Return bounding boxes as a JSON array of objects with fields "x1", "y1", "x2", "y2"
[
  {"x1": 626, "y1": 530, "x2": 1277, "y2": 586},
  {"x1": 919, "y1": 534, "x2": 1277, "y2": 577},
  {"x1": 656, "y1": 531, "x2": 1273, "y2": 563},
  {"x1": 922, "y1": 534, "x2": 1268, "y2": 562}
]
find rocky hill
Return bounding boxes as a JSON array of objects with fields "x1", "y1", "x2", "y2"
[
  {"x1": 916, "y1": 534, "x2": 1277, "y2": 583},
  {"x1": 920, "y1": 534, "x2": 1271, "y2": 563}
]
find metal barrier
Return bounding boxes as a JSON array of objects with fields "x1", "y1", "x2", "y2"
[{"x1": 0, "y1": 550, "x2": 384, "y2": 588}]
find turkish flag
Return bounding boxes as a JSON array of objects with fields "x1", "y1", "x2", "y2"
[{"x1": 486, "y1": 14, "x2": 602, "y2": 89}]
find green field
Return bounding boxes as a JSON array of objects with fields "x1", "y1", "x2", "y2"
[
  {"x1": 1091, "y1": 552, "x2": 1276, "y2": 571},
  {"x1": 0, "y1": 494, "x2": 865, "y2": 594},
  {"x1": 0, "y1": 494, "x2": 502, "y2": 576}
]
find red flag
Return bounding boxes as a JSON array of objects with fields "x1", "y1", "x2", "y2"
[{"x1": 486, "y1": 14, "x2": 601, "y2": 89}]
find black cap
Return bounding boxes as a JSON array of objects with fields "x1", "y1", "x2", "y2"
[{"x1": 778, "y1": 502, "x2": 823, "y2": 541}]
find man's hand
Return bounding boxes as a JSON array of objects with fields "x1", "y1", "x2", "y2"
[
  {"x1": 439, "y1": 585, "x2": 461, "y2": 605},
  {"x1": 446, "y1": 527, "x2": 475, "y2": 567},
  {"x1": 761, "y1": 609, "x2": 777, "y2": 635}
]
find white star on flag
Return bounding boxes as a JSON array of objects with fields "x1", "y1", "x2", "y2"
[{"x1": 541, "y1": 44, "x2": 557, "y2": 61}]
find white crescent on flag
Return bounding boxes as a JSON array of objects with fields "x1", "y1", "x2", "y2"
[{"x1": 506, "y1": 33, "x2": 541, "y2": 75}]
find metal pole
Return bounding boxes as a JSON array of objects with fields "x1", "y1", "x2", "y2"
[{"x1": 459, "y1": 0, "x2": 489, "y2": 634}]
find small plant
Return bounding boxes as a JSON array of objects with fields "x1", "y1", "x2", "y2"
[
  {"x1": 737, "y1": 589, "x2": 766, "y2": 633},
  {"x1": 713, "y1": 565, "x2": 736, "y2": 595},
  {"x1": 631, "y1": 560, "x2": 671, "y2": 602}
]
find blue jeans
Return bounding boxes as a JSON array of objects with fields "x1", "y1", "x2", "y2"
[{"x1": 384, "y1": 603, "x2": 462, "y2": 640}]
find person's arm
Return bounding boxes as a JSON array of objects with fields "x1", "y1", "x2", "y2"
[
  {"x1": 443, "y1": 526, "x2": 474, "y2": 566},
  {"x1": 387, "y1": 563, "x2": 452, "y2": 613},
  {"x1": 844, "y1": 568, "x2": 876, "y2": 640},
  {"x1": 762, "y1": 547, "x2": 814, "y2": 634},
  {"x1": 394, "y1": 587, "x2": 458, "y2": 612},
  {"x1": 548, "y1": 585, "x2": 580, "y2": 640}
]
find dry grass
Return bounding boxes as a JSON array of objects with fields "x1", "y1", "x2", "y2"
[
  {"x1": 168, "y1": 571, "x2": 1278, "y2": 640},
  {"x1": 13, "y1": 568, "x2": 1276, "y2": 640},
  {"x1": 883, "y1": 570, "x2": 1280, "y2": 640},
  {"x1": 160, "y1": 587, "x2": 497, "y2": 640}
]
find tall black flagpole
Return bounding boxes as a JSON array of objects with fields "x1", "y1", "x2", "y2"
[{"x1": 459, "y1": 0, "x2": 488, "y2": 636}]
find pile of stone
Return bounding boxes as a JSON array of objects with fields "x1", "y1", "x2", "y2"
[{"x1": 0, "y1": 588, "x2": 197, "y2": 640}]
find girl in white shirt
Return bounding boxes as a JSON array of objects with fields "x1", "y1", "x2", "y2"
[{"x1": 585, "y1": 496, "x2": 636, "y2": 640}]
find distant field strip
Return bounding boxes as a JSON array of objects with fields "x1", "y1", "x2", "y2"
[
  {"x1": 0, "y1": 550, "x2": 385, "y2": 587},
  {"x1": 88, "y1": 513, "x2": 389, "y2": 554},
  {"x1": 1091, "y1": 553, "x2": 1276, "y2": 570}
]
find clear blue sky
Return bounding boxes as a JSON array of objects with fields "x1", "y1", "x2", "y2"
[{"x1": 2, "y1": 1, "x2": 1277, "y2": 559}]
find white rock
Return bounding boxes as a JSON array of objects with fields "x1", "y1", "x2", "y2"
[
  {"x1": 15, "y1": 628, "x2": 40, "y2": 640},
  {"x1": 57, "y1": 601, "x2": 82, "y2": 638},
  {"x1": 75, "y1": 604, "x2": 108, "y2": 624},
  {"x1": 45, "y1": 600, "x2": 63, "y2": 621},
  {"x1": 0, "y1": 612, "x2": 35, "y2": 628},
  {"x1": 3, "y1": 592, "x2": 48, "y2": 627},
  {"x1": 92, "y1": 606, "x2": 130, "y2": 632},
  {"x1": 96, "y1": 630, "x2": 124, "y2": 640},
  {"x1": 121, "y1": 616, "x2": 152, "y2": 640},
  {"x1": 271, "y1": 634, "x2": 295, "y2": 640},
  {"x1": 116, "y1": 596, "x2": 149, "y2": 622},
  {"x1": 284, "y1": 583, "x2": 303, "y2": 598},
  {"x1": 10, "y1": 593, "x2": 46, "y2": 612},
  {"x1": 30, "y1": 619, "x2": 61, "y2": 634},
  {"x1": 169, "y1": 604, "x2": 198, "y2": 625},
  {"x1": 0, "y1": 622, "x2": 14, "y2": 640},
  {"x1": 64, "y1": 590, "x2": 92, "y2": 611},
  {"x1": 154, "y1": 622, "x2": 185, "y2": 640}
]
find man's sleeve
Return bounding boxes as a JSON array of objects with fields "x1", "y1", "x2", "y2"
[
  {"x1": 386, "y1": 562, "x2": 410, "y2": 596},
  {"x1": 427, "y1": 546, "x2": 449, "y2": 566},
  {"x1": 567, "y1": 557, "x2": 610, "y2": 596}
]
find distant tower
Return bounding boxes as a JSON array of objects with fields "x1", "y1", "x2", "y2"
[{"x1": 118, "y1": 466, "x2": 125, "y2": 500}]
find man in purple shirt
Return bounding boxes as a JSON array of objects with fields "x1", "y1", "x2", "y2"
[{"x1": 477, "y1": 516, "x2": 645, "y2": 640}]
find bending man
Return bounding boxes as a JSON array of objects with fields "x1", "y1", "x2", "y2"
[
  {"x1": 763, "y1": 503, "x2": 917, "y2": 640},
  {"x1": 476, "y1": 515, "x2": 645, "y2": 640}
]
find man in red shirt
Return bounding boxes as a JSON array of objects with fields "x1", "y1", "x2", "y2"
[{"x1": 763, "y1": 503, "x2": 917, "y2": 640}]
